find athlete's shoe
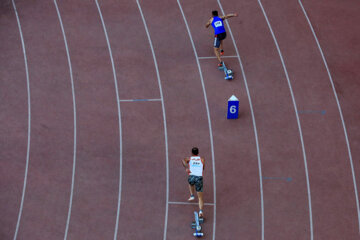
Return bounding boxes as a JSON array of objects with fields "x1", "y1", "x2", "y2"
[
  {"x1": 218, "y1": 61, "x2": 223, "y2": 67},
  {"x1": 220, "y1": 49, "x2": 224, "y2": 55},
  {"x1": 188, "y1": 195, "x2": 195, "y2": 201},
  {"x1": 199, "y1": 210, "x2": 204, "y2": 218}
]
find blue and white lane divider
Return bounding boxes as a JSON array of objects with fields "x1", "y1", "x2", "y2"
[
  {"x1": 263, "y1": 177, "x2": 292, "y2": 182},
  {"x1": 119, "y1": 98, "x2": 162, "y2": 102},
  {"x1": 298, "y1": 110, "x2": 326, "y2": 115}
]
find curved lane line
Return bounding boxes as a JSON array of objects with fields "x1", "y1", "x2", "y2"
[
  {"x1": 216, "y1": 1, "x2": 265, "y2": 239},
  {"x1": 53, "y1": 1, "x2": 78, "y2": 239},
  {"x1": 94, "y1": 1, "x2": 124, "y2": 239},
  {"x1": 298, "y1": 0, "x2": 360, "y2": 232},
  {"x1": 136, "y1": 1, "x2": 170, "y2": 240},
  {"x1": 11, "y1": 1, "x2": 31, "y2": 239},
  {"x1": 257, "y1": 1, "x2": 314, "y2": 239},
  {"x1": 177, "y1": 1, "x2": 217, "y2": 239}
]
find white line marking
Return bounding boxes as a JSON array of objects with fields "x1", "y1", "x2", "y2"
[
  {"x1": 198, "y1": 55, "x2": 237, "y2": 59},
  {"x1": 299, "y1": 0, "x2": 360, "y2": 232},
  {"x1": 177, "y1": 2, "x2": 217, "y2": 240},
  {"x1": 136, "y1": 1, "x2": 170, "y2": 240},
  {"x1": 216, "y1": 1, "x2": 265, "y2": 239},
  {"x1": 169, "y1": 201, "x2": 215, "y2": 206},
  {"x1": 94, "y1": 1, "x2": 123, "y2": 240},
  {"x1": 53, "y1": 1, "x2": 77, "y2": 239},
  {"x1": 119, "y1": 98, "x2": 162, "y2": 102},
  {"x1": 257, "y1": 1, "x2": 313, "y2": 239},
  {"x1": 12, "y1": 0, "x2": 31, "y2": 239}
]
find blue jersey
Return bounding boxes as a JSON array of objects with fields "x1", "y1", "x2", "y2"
[{"x1": 211, "y1": 16, "x2": 226, "y2": 35}]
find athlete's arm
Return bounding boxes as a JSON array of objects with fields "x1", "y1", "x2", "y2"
[
  {"x1": 181, "y1": 158, "x2": 190, "y2": 169},
  {"x1": 220, "y1": 13, "x2": 238, "y2": 20},
  {"x1": 205, "y1": 18, "x2": 213, "y2": 28},
  {"x1": 201, "y1": 157, "x2": 205, "y2": 171}
]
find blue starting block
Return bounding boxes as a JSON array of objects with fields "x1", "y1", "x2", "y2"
[
  {"x1": 218, "y1": 62, "x2": 234, "y2": 80},
  {"x1": 191, "y1": 211, "x2": 204, "y2": 237},
  {"x1": 227, "y1": 95, "x2": 239, "y2": 119}
]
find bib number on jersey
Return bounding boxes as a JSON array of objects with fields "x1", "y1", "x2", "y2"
[{"x1": 214, "y1": 21, "x2": 223, "y2": 27}]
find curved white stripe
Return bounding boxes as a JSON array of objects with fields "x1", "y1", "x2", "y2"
[
  {"x1": 299, "y1": 0, "x2": 360, "y2": 232},
  {"x1": 176, "y1": 1, "x2": 217, "y2": 240},
  {"x1": 94, "y1": 1, "x2": 123, "y2": 239},
  {"x1": 135, "y1": 1, "x2": 169, "y2": 240},
  {"x1": 53, "y1": 1, "x2": 77, "y2": 239},
  {"x1": 12, "y1": 1, "x2": 31, "y2": 239},
  {"x1": 216, "y1": 1, "x2": 265, "y2": 239},
  {"x1": 258, "y1": 1, "x2": 314, "y2": 239}
]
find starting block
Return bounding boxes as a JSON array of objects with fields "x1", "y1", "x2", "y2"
[
  {"x1": 191, "y1": 211, "x2": 204, "y2": 237},
  {"x1": 218, "y1": 62, "x2": 234, "y2": 80}
]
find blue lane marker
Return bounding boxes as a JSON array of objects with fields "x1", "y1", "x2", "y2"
[
  {"x1": 263, "y1": 177, "x2": 292, "y2": 182},
  {"x1": 298, "y1": 110, "x2": 326, "y2": 115},
  {"x1": 133, "y1": 99, "x2": 149, "y2": 101}
]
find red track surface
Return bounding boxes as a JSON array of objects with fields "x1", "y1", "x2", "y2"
[{"x1": 1, "y1": 0, "x2": 359, "y2": 239}]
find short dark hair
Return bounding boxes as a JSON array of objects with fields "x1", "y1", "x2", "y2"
[
  {"x1": 212, "y1": 10, "x2": 218, "y2": 16},
  {"x1": 192, "y1": 147, "x2": 199, "y2": 155}
]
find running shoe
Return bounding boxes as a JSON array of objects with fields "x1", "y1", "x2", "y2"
[
  {"x1": 188, "y1": 195, "x2": 195, "y2": 201},
  {"x1": 199, "y1": 210, "x2": 204, "y2": 218}
]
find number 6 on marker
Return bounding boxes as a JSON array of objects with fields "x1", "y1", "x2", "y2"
[{"x1": 230, "y1": 105, "x2": 237, "y2": 113}]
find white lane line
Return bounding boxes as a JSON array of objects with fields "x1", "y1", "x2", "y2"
[
  {"x1": 12, "y1": 1, "x2": 31, "y2": 239},
  {"x1": 177, "y1": 1, "x2": 217, "y2": 240},
  {"x1": 119, "y1": 98, "x2": 162, "y2": 102},
  {"x1": 136, "y1": 1, "x2": 170, "y2": 240},
  {"x1": 299, "y1": 0, "x2": 360, "y2": 232},
  {"x1": 94, "y1": 1, "x2": 123, "y2": 240},
  {"x1": 53, "y1": 1, "x2": 77, "y2": 240},
  {"x1": 216, "y1": 1, "x2": 265, "y2": 239},
  {"x1": 198, "y1": 55, "x2": 238, "y2": 59},
  {"x1": 257, "y1": 1, "x2": 313, "y2": 239},
  {"x1": 169, "y1": 201, "x2": 215, "y2": 206}
]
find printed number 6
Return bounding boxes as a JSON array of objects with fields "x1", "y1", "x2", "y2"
[{"x1": 230, "y1": 105, "x2": 237, "y2": 114}]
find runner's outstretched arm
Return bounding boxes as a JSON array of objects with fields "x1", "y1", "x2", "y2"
[{"x1": 221, "y1": 13, "x2": 238, "y2": 20}]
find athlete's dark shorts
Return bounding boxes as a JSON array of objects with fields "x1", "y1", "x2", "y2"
[
  {"x1": 188, "y1": 175, "x2": 203, "y2": 192},
  {"x1": 214, "y1": 32, "x2": 227, "y2": 48}
]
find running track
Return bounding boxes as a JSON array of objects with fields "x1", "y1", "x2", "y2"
[{"x1": 1, "y1": 0, "x2": 359, "y2": 239}]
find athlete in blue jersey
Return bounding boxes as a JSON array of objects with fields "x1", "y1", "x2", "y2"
[{"x1": 206, "y1": 10, "x2": 237, "y2": 66}]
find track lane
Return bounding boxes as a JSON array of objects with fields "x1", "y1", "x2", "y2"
[
  {"x1": 55, "y1": 1, "x2": 119, "y2": 239},
  {"x1": 218, "y1": 0, "x2": 311, "y2": 238},
  {"x1": 138, "y1": 0, "x2": 216, "y2": 239},
  {"x1": 0, "y1": 2, "x2": 30, "y2": 239},
  {"x1": 11, "y1": 1, "x2": 74, "y2": 239},
  {"x1": 93, "y1": 0, "x2": 168, "y2": 239},
  {"x1": 297, "y1": 0, "x2": 360, "y2": 238},
  {"x1": 53, "y1": 1, "x2": 78, "y2": 239},
  {"x1": 178, "y1": 0, "x2": 265, "y2": 238}
]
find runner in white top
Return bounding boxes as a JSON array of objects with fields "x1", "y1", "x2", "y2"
[
  {"x1": 182, "y1": 147, "x2": 205, "y2": 217},
  {"x1": 189, "y1": 156, "x2": 204, "y2": 177}
]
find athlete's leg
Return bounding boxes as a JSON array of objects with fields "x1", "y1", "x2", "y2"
[
  {"x1": 195, "y1": 176, "x2": 204, "y2": 216},
  {"x1": 214, "y1": 47, "x2": 222, "y2": 63},
  {"x1": 189, "y1": 184, "x2": 195, "y2": 196},
  {"x1": 197, "y1": 191, "x2": 204, "y2": 216},
  {"x1": 220, "y1": 40, "x2": 224, "y2": 52},
  {"x1": 214, "y1": 36, "x2": 222, "y2": 64}
]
